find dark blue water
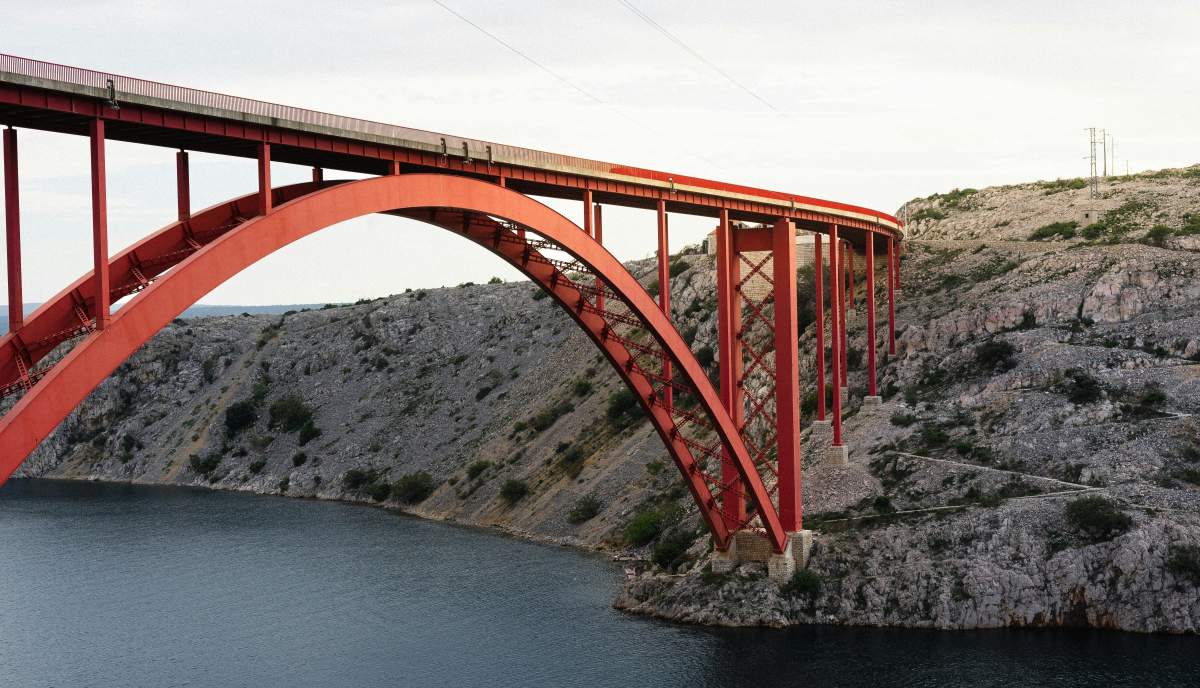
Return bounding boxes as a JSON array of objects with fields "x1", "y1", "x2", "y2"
[{"x1": 0, "y1": 480, "x2": 1193, "y2": 687}]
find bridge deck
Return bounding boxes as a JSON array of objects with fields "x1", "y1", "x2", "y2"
[{"x1": 0, "y1": 54, "x2": 899, "y2": 242}]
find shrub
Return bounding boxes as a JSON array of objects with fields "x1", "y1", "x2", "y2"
[
  {"x1": 911, "y1": 207, "x2": 947, "y2": 222},
  {"x1": 1145, "y1": 224, "x2": 1173, "y2": 247},
  {"x1": 1081, "y1": 222, "x2": 1107, "y2": 240},
  {"x1": 572, "y1": 378, "x2": 593, "y2": 396},
  {"x1": 606, "y1": 389, "x2": 641, "y2": 426},
  {"x1": 366, "y1": 481, "x2": 392, "y2": 502},
  {"x1": 1058, "y1": 369, "x2": 1103, "y2": 404},
  {"x1": 1167, "y1": 545, "x2": 1200, "y2": 584},
  {"x1": 392, "y1": 471, "x2": 436, "y2": 504},
  {"x1": 668, "y1": 259, "x2": 691, "y2": 278},
  {"x1": 488, "y1": 276, "x2": 503, "y2": 284},
  {"x1": 567, "y1": 495, "x2": 602, "y2": 524},
  {"x1": 201, "y1": 357, "x2": 218, "y2": 384},
  {"x1": 1029, "y1": 221, "x2": 1077, "y2": 241},
  {"x1": 466, "y1": 460, "x2": 492, "y2": 480},
  {"x1": 695, "y1": 346, "x2": 715, "y2": 368},
  {"x1": 1064, "y1": 496, "x2": 1133, "y2": 542},
  {"x1": 499, "y1": 479, "x2": 529, "y2": 504},
  {"x1": 248, "y1": 459, "x2": 266, "y2": 474},
  {"x1": 781, "y1": 569, "x2": 823, "y2": 598},
  {"x1": 624, "y1": 503, "x2": 681, "y2": 547},
  {"x1": 651, "y1": 528, "x2": 695, "y2": 571},
  {"x1": 298, "y1": 421, "x2": 322, "y2": 446},
  {"x1": 975, "y1": 340, "x2": 1017, "y2": 372},
  {"x1": 342, "y1": 468, "x2": 378, "y2": 492},
  {"x1": 189, "y1": 453, "x2": 221, "y2": 475},
  {"x1": 530, "y1": 400, "x2": 574, "y2": 432},
  {"x1": 269, "y1": 394, "x2": 314, "y2": 432},
  {"x1": 224, "y1": 400, "x2": 258, "y2": 435},
  {"x1": 292, "y1": 452, "x2": 307, "y2": 467},
  {"x1": 890, "y1": 412, "x2": 918, "y2": 427}
]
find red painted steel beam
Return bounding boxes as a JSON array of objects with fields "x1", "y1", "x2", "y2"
[
  {"x1": 715, "y1": 208, "x2": 745, "y2": 530},
  {"x1": 814, "y1": 233, "x2": 825, "y2": 421},
  {"x1": 3, "y1": 127, "x2": 21, "y2": 332},
  {"x1": 593, "y1": 203, "x2": 604, "y2": 312},
  {"x1": 839, "y1": 241, "x2": 848, "y2": 387},
  {"x1": 89, "y1": 118, "x2": 109, "y2": 329},
  {"x1": 0, "y1": 79, "x2": 903, "y2": 238},
  {"x1": 847, "y1": 246, "x2": 855, "y2": 308},
  {"x1": 176, "y1": 150, "x2": 190, "y2": 221},
  {"x1": 0, "y1": 174, "x2": 787, "y2": 552},
  {"x1": 583, "y1": 189, "x2": 593, "y2": 238},
  {"x1": 888, "y1": 236, "x2": 897, "y2": 356},
  {"x1": 312, "y1": 166, "x2": 323, "y2": 183},
  {"x1": 656, "y1": 199, "x2": 672, "y2": 413},
  {"x1": 257, "y1": 142, "x2": 271, "y2": 214},
  {"x1": 829, "y1": 224, "x2": 843, "y2": 447},
  {"x1": 866, "y1": 234, "x2": 877, "y2": 397},
  {"x1": 772, "y1": 218, "x2": 802, "y2": 531}
]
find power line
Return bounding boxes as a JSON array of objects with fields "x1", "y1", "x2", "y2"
[
  {"x1": 615, "y1": 0, "x2": 781, "y2": 113},
  {"x1": 430, "y1": 0, "x2": 604, "y2": 105}
]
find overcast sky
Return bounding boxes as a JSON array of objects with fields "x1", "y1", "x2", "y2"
[{"x1": 2, "y1": 1, "x2": 1197, "y2": 305}]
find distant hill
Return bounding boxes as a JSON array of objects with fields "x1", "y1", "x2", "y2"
[{"x1": 1, "y1": 303, "x2": 329, "y2": 334}]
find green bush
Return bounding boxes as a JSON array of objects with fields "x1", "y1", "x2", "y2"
[
  {"x1": 911, "y1": 207, "x2": 947, "y2": 222},
  {"x1": 298, "y1": 421, "x2": 322, "y2": 446},
  {"x1": 975, "y1": 340, "x2": 1017, "y2": 372},
  {"x1": 393, "y1": 471, "x2": 436, "y2": 504},
  {"x1": 651, "y1": 528, "x2": 695, "y2": 571},
  {"x1": 695, "y1": 346, "x2": 715, "y2": 368},
  {"x1": 668, "y1": 259, "x2": 691, "y2": 278},
  {"x1": 499, "y1": 479, "x2": 529, "y2": 505},
  {"x1": 248, "y1": 459, "x2": 266, "y2": 474},
  {"x1": 366, "y1": 480, "x2": 392, "y2": 502},
  {"x1": 890, "y1": 412, "x2": 918, "y2": 427},
  {"x1": 269, "y1": 394, "x2": 314, "y2": 432},
  {"x1": 1058, "y1": 369, "x2": 1103, "y2": 404},
  {"x1": 189, "y1": 453, "x2": 221, "y2": 475},
  {"x1": 781, "y1": 568, "x2": 823, "y2": 598},
  {"x1": 624, "y1": 503, "x2": 680, "y2": 547},
  {"x1": 224, "y1": 400, "x2": 258, "y2": 435},
  {"x1": 1167, "y1": 545, "x2": 1200, "y2": 584},
  {"x1": 292, "y1": 452, "x2": 307, "y2": 467},
  {"x1": 606, "y1": 389, "x2": 641, "y2": 426},
  {"x1": 530, "y1": 400, "x2": 574, "y2": 432},
  {"x1": 1144, "y1": 224, "x2": 1173, "y2": 247},
  {"x1": 1030, "y1": 221, "x2": 1078, "y2": 241},
  {"x1": 567, "y1": 495, "x2": 602, "y2": 524},
  {"x1": 342, "y1": 468, "x2": 379, "y2": 492},
  {"x1": 572, "y1": 378, "x2": 593, "y2": 396},
  {"x1": 1064, "y1": 496, "x2": 1133, "y2": 542},
  {"x1": 466, "y1": 460, "x2": 492, "y2": 480}
]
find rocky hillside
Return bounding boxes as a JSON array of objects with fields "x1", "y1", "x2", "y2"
[
  {"x1": 620, "y1": 166, "x2": 1200, "y2": 633},
  {"x1": 13, "y1": 165, "x2": 1200, "y2": 634}
]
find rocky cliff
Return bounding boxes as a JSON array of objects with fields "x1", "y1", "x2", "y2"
[{"x1": 14, "y1": 165, "x2": 1200, "y2": 633}]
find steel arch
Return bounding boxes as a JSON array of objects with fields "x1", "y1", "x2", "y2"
[{"x1": 0, "y1": 174, "x2": 786, "y2": 551}]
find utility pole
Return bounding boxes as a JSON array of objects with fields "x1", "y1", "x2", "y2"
[
  {"x1": 1100, "y1": 128, "x2": 1107, "y2": 177},
  {"x1": 1086, "y1": 127, "x2": 1099, "y2": 199}
]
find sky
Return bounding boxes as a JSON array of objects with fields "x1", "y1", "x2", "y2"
[{"x1": 1, "y1": 0, "x2": 1197, "y2": 306}]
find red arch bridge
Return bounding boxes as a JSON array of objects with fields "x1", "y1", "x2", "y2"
[{"x1": 0, "y1": 55, "x2": 902, "y2": 581}]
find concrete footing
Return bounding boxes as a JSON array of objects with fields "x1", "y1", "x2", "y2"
[
  {"x1": 712, "y1": 530, "x2": 813, "y2": 583},
  {"x1": 811, "y1": 418, "x2": 831, "y2": 427},
  {"x1": 863, "y1": 395, "x2": 882, "y2": 410},
  {"x1": 826, "y1": 444, "x2": 849, "y2": 467}
]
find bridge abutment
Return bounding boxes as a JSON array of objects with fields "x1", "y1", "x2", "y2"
[{"x1": 712, "y1": 530, "x2": 813, "y2": 583}]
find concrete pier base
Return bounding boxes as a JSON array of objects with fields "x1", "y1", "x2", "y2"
[
  {"x1": 863, "y1": 395, "x2": 882, "y2": 410},
  {"x1": 827, "y1": 444, "x2": 849, "y2": 467},
  {"x1": 713, "y1": 530, "x2": 813, "y2": 584},
  {"x1": 811, "y1": 419, "x2": 831, "y2": 427}
]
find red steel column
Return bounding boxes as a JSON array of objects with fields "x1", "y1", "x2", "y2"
[
  {"x1": 866, "y1": 234, "x2": 878, "y2": 397},
  {"x1": 594, "y1": 203, "x2": 604, "y2": 312},
  {"x1": 176, "y1": 150, "x2": 190, "y2": 221},
  {"x1": 89, "y1": 119, "x2": 110, "y2": 330},
  {"x1": 656, "y1": 199, "x2": 672, "y2": 412},
  {"x1": 772, "y1": 218, "x2": 802, "y2": 531},
  {"x1": 888, "y1": 236, "x2": 897, "y2": 355},
  {"x1": 829, "y1": 224, "x2": 843, "y2": 446},
  {"x1": 3, "y1": 128, "x2": 21, "y2": 332},
  {"x1": 814, "y1": 233, "x2": 825, "y2": 421},
  {"x1": 715, "y1": 209, "x2": 745, "y2": 527},
  {"x1": 312, "y1": 166, "x2": 323, "y2": 183},
  {"x1": 846, "y1": 245, "x2": 855, "y2": 308},
  {"x1": 257, "y1": 142, "x2": 271, "y2": 214},
  {"x1": 839, "y1": 240, "x2": 848, "y2": 386},
  {"x1": 583, "y1": 189, "x2": 593, "y2": 237}
]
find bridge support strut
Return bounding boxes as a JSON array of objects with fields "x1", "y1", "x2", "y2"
[
  {"x1": 176, "y1": 150, "x2": 190, "y2": 221},
  {"x1": 656, "y1": 199, "x2": 671, "y2": 413},
  {"x1": 89, "y1": 118, "x2": 110, "y2": 329},
  {"x1": 864, "y1": 233, "x2": 881, "y2": 409},
  {"x1": 3, "y1": 127, "x2": 21, "y2": 332},
  {"x1": 827, "y1": 224, "x2": 847, "y2": 466},
  {"x1": 814, "y1": 233, "x2": 826, "y2": 423},
  {"x1": 887, "y1": 236, "x2": 897, "y2": 355}
]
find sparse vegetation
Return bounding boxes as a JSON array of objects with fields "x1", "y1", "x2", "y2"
[
  {"x1": 392, "y1": 471, "x2": 436, "y2": 504},
  {"x1": 1030, "y1": 221, "x2": 1077, "y2": 241},
  {"x1": 975, "y1": 340, "x2": 1017, "y2": 372},
  {"x1": 466, "y1": 460, "x2": 492, "y2": 480},
  {"x1": 224, "y1": 401, "x2": 258, "y2": 435},
  {"x1": 1167, "y1": 545, "x2": 1200, "y2": 584},
  {"x1": 567, "y1": 495, "x2": 602, "y2": 524},
  {"x1": 1064, "y1": 496, "x2": 1133, "y2": 542},
  {"x1": 781, "y1": 568, "x2": 823, "y2": 598},
  {"x1": 499, "y1": 479, "x2": 529, "y2": 505}
]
